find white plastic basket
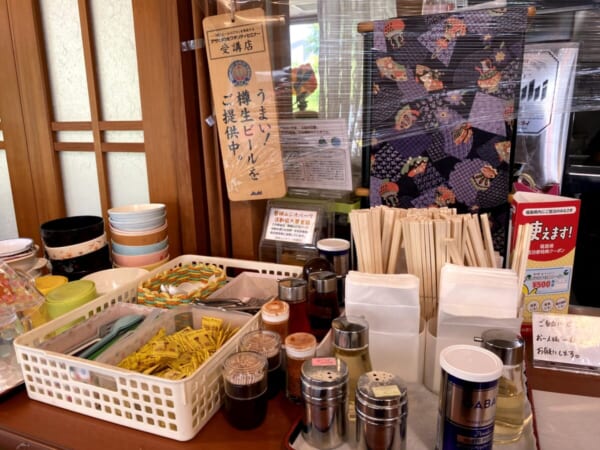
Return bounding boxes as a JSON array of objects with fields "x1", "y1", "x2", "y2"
[{"x1": 14, "y1": 255, "x2": 302, "y2": 441}]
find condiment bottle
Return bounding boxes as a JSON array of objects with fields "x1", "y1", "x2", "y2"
[
  {"x1": 332, "y1": 315, "x2": 373, "y2": 444},
  {"x1": 355, "y1": 371, "x2": 408, "y2": 450},
  {"x1": 475, "y1": 329, "x2": 531, "y2": 444},
  {"x1": 302, "y1": 255, "x2": 334, "y2": 282},
  {"x1": 317, "y1": 238, "x2": 350, "y2": 305},
  {"x1": 239, "y1": 329, "x2": 283, "y2": 399},
  {"x1": 277, "y1": 278, "x2": 311, "y2": 335},
  {"x1": 285, "y1": 332, "x2": 317, "y2": 403},
  {"x1": 307, "y1": 271, "x2": 340, "y2": 341},
  {"x1": 222, "y1": 351, "x2": 269, "y2": 430},
  {"x1": 301, "y1": 357, "x2": 348, "y2": 449},
  {"x1": 260, "y1": 299, "x2": 289, "y2": 344}
]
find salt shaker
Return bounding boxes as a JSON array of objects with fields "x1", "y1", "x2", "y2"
[
  {"x1": 475, "y1": 329, "x2": 531, "y2": 444},
  {"x1": 301, "y1": 357, "x2": 348, "y2": 449},
  {"x1": 355, "y1": 371, "x2": 408, "y2": 450},
  {"x1": 261, "y1": 299, "x2": 289, "y2": 343}
]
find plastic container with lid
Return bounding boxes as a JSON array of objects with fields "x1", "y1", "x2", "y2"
[
  {"x1": 285, "y1": 332, "x2": 317, "y2": 403},
  {"x1": 239, "y1": 329, "x2": 283, "y2": 398},
  {"x1": 45, "y1": 280, "x2": 97, "y2": 322},
  {"x1": 35, "y1": 275, "x2": 69, "y2": 296},
  {"x1": 435, "y1": 345, "x2": 504, "y2": 450}
]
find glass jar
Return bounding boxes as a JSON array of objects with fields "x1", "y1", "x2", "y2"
[
  {"x1": 475, "y1": 329, "x2": 531, "y2": 444},
  {"x1": 222, "y1": 351, "x2": 269, "y2": 430},
  {"x1": 302, "y1": 256, "x2": 334, "y2": 282},
  {"x1": 285, "y1": 332, "x2": 317, "y2": 403},
  {"x1": 307, "y1": 271, "x2": 340, "y2": 341},
  {"x1": 260, "y1": 299, "x2": 289, "y2": 343},
  {"x1": 239, "y1": 329, "x2": 283, "y2": 399},
  {"x1": 277, "y1": 278, "x2": 311, "y2": 335},
  {"x1": 301, "y1": 357, "x2": 348, "y2": 449}
]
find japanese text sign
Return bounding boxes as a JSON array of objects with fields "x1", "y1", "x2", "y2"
[
  {"x1": 264, "y1": 207, "x2": 317, "y2": 245},
  {"x1": 204, "y1": 8, "x2": 286, "y2": 201},
  {"x1": 532, "y1": 312, "x2": 600, "y2": 373}
]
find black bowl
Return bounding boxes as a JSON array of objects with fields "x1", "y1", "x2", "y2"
[
  {"x1": 50, "y1": 245, "x2": 112, "y2": 281},
  {"x1": 41, "y1": 216, "x2": 105, "y2": 248}
]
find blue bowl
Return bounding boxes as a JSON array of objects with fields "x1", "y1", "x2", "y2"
[{"x1": 111, "y1": 237, "x2": 168, "y2": 256}]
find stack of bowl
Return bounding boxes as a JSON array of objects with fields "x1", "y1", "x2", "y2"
[
  {"x1": 41, "y1": 216, "x2": 112, "y2": 281},
  {"x1": 0, "y1": 237, "x2": 47, "y2": 276},
  {"x1": 108, "y1": 203, "x2": 169, "y2": 271}
]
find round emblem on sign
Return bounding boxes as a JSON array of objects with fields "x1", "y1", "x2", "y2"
[{"x1": 228, "y1": 60, "x2": 252, "y2": 87}]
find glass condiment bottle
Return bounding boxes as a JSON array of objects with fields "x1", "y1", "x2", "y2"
[
  {"x1": 355, "y1": 371, "x2": 408, "y2": 450},
  {"x1": 260, "y1": 299, "x2": 289, "y2": 344},
  {"x1": 307, "y1": 271, "x2": 340, "y2": 341},
  {"x1": 277, "y1": 278, "x2": 311, "y2": 335},
  {"x1": 285, "y1": 332, "x2": 317, "y2": 404},
  {"x1": 222, "y1": 351, "x2": 269, "y2": 430},
  {"x1": 475, "y1": 329, "x2": 532, "y2": 444},
  {"x1": 239, "y1": 329, "x2": 283, "y2": 399},
  {"x1": 301, "y1": 357, "x2": 349, "y2": 449},
  {"x1": 317, "y1": 238, "x2": 350, "y2": 306},
  {"x1": 302, "y1": 256, "x2": 334, "y2": 282}
]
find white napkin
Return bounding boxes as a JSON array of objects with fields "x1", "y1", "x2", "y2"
[{"x1": 345, "y1": 271, "x2": 422, "y2": 382}]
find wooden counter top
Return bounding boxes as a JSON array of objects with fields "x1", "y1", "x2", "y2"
[{"x1": 0, "y1": 385, "x2": 303, "y2": 450}]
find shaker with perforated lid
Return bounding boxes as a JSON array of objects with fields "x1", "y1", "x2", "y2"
[
  {"x1": 355, "y1": 371, "x2": 408, "y2": 450},
  {"x1": 301, "y1": 357, "x2": 348, "y2": 449}
]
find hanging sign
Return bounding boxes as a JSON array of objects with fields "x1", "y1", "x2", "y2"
[{"x1": 204, "y1": 8, "x2": 287, "y2": 201}]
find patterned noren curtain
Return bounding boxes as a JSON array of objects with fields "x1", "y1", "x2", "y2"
[{"x1": 318, "y1": 0, "x2": 397, "y2": 182}]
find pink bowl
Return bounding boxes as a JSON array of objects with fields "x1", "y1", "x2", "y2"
[{"x1": 111, "y1": 246, "x2": 169, "y2": 268}]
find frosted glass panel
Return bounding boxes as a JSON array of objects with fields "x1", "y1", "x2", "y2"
[
  {"x1": 39, "y1": 0, "x2": 91, "y2": 121},
  {"x1": 104, "y1": 130, "x2": 144, "y2": 143},
  {"x1": 0, "y1": 150, "x2": 19, "y2": 239},
  {"x1": 107, "y1": 153, "x2": 149, "y2": 207},
  {"x1": 56, "y1": 131, "x2": 94, "y2": 142},
  {"x1": 91, "y1": 0, "x2": 141, "y2": 121},
  {"x1": 59, "y1": 152, "x2": 102, "y2": 216}
]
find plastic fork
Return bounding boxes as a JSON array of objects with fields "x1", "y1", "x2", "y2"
[{"x1": 77, "y1": 314, "x2": 145, "y2": 360}]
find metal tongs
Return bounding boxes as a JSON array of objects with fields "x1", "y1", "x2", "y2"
[{"x1": 192, "y1": 295, "x2": 275, "y2": 312}]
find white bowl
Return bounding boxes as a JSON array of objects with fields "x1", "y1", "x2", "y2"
[
  {"x1": 108, "y1": 203, "x2": 166, "y2": 220},
  {"x1": 82, "y1": 267, "x2": 149, "y2": 295}
]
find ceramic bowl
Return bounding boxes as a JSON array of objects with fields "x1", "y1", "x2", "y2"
[
  {"x1": 41, "y1": 216, "x2": 105, "y2": 248},
  {"x1": 110, "y1": 237, "x2": 168, "y2": 256},
  {"x1": 44, "y1": 233, "x2": 107, "y2": 261},
  {"x1": 110, "y1": 221, "x2": 168, "y2": 246},
  {"x1": 108, "y1": 203, "x2": 166, "y2": 221},
  {"x1": 82, "y1": 267, "x2": 148, "y2": 295},
  {"x1": 111, "y1": 246, "x2": 169, "y2": 268},
  {"x1": 50, "y1": 244, "x2": 112, "y2": 281},
  {"x1": 109, "y1": 214, "x2": 166, "y2": 232},
  {"x1": 114, "y1": 255, "x2": 170, "y2": 271}
]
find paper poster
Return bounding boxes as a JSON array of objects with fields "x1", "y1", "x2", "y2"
[
  {"x1": 263, "y1": 207, "x2": 317, "y2": 245},
  {"x1": 279, "y1": 119, "x2": 353, "y2": 191}
]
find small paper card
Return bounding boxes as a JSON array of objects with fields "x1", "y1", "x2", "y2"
[
  {"x1": 204, "y1": 8, "x2": 287, "y2": 201},
  {"x1": 532, "y1": 312, "x2": 600, "y2": 374},
  {"x1": 263, "y1": 206, "x2": 317, "y2": 245},
  {"x1": 279, "y1": 118, "x2": 353, "y2": 191}
]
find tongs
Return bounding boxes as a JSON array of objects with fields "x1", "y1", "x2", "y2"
[{"x1": 192, "y1": 296, "x2": 275, "y2": 312}]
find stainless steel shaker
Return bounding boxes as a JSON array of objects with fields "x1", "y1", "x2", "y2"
[
  {"x1": 301, "y1": 357, "x2": 348, "y2": 449},
  {"x1": 355, "y1": 371, "x2": 408, "y2": 450}
]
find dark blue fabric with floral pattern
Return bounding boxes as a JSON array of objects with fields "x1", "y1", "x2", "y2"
[{"x1": 365, "y1": 7, "x2": 528, "y2": 254}]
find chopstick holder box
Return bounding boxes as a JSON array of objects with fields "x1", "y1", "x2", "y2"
[
  {"x1": 424, "y1": 264, "x2": 522, "y2": 393},
  {"x1": 345, "y1": 271, "x2": 423, "y2": 383}
]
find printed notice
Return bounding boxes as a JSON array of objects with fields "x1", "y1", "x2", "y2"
[
  {"x1": 279, "y1": 119, "x2": 353, "y2": 191},
  {"x1": 264, "y1": 207, "x2": 317, "y2": 245},
  {"x1": 532, "y1": 312, "x2": 600, "y2": 372}
]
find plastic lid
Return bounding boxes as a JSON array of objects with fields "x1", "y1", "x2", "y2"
[
  {"x1": 45, "y1": 280, "x2": 96, "y2": 304},
  {"x1": 285, "y1": 332, "x2": 317, "y2": 359},
  {"x1": 261, "y1": 299, "x2": 289, "y2": 323},
  {"x1": 478, "y1": 329, "x2": 525, "y2": 366},
  {"x1": 317, "y1": 238, "x2": 350, "y2": 253},
  {"x1": 440, "y1": 345, "x2": 503, "y2": 383},
  {"x1": 35, "y1": 275, "x2": 69, "y2": 296},
  {"x1": 240, "y1": 330, "x2": 281, "y2": 358}
]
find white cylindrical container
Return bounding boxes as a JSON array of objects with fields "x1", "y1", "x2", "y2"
[{"x1": 435, "y1": 345, "x2": 503, "y2": 450}]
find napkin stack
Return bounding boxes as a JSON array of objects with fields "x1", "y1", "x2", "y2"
[{"x1": 345, "y1": 271, "x2": 422, "y2": 383}]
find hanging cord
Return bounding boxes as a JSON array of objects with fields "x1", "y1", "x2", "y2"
[{"x1": 230, "y1": 0, "x2": 236, "y2": 23}]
